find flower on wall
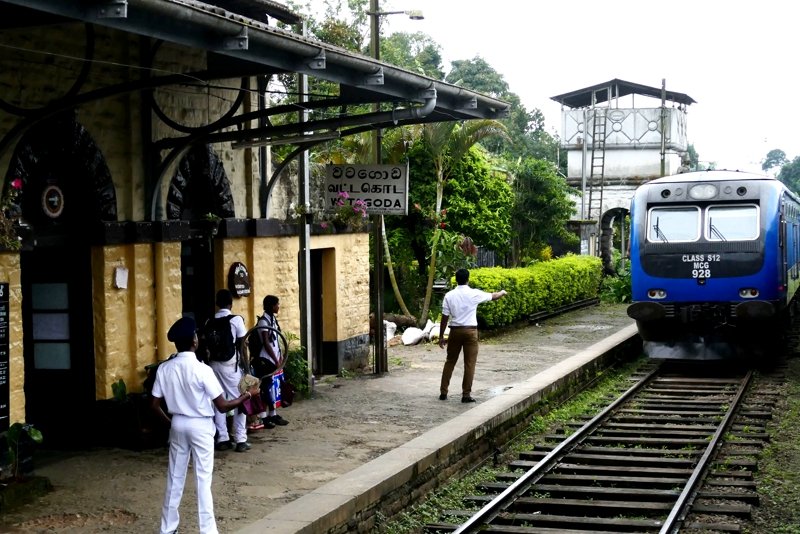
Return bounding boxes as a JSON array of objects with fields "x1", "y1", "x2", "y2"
[
  {"x1": 320, "y1": 192, "x2": 368, "y2": 231},
  {"x1": 0, "y1": 178, "x2": 23, "y2": 251}
]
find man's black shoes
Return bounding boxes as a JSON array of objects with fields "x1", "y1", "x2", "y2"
[
  {"x1": 438, "y1": 394, "x2": 447, "y2": 400},
  {"x1": 461, "y1": 397, "x2": 476, "y2": 403},
  {"x1": 215, "y1": 440, "x2": 233, "y2": 451}
]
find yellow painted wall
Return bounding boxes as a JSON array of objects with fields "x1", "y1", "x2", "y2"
[
  {"x1": 312, "y1": 232, "x2": 370, "y2": 340},
  {"x1": 93, "y1": 242, "x2": 183, "y2": 398},
  {"x1": 0, "y1": 252, "x2": 23, "y2": 423}
]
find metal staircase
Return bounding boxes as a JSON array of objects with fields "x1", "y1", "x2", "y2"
[{"x1": 586, "y1": 103, "x2": 607, "y2": 221}]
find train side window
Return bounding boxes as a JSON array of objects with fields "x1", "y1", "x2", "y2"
[
  {"x1": 646, "y1": 206, "x2": 700, "y2": 243},
  {"x1": 705, "y1": 204, "x2": 759, "y2": 241}
]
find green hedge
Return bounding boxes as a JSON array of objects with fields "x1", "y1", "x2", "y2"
[{"x1": 462, "y1": 255, "x2": 603, "y2": 328}]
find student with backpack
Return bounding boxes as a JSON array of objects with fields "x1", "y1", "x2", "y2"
[
  {"x1": 249, "y1": 294, "x2": 289, "y2": 430},
  {"x1": 205, "y1": 289, "x2": 251, "y2": 452}
]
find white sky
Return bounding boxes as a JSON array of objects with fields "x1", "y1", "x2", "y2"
[{"x1": 304, "y1": 0, "x2": 800, "y2": 173}]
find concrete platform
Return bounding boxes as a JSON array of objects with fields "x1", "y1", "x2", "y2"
[
  {"x1": 236, "y1": 309, "x2": 638, "y2": 533},
  {"x1": 0, "y1": 304, "x2": 636, "y2": 534}
]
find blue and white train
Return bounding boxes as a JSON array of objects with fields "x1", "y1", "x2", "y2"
[{"x1": 626, "y1": 170, "x2": 800, "y2": 359}]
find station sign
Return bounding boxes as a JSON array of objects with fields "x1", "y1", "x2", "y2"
[{"x1": 324, "y1": 164, "x2": 409, "y2": 216}]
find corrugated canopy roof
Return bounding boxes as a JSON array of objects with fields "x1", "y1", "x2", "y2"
[
  {"x1": 4, "y1": 0, "x2": 509, "y2": 123},
  {"x1": 550, "y1": 78, "x2": 696, "y2": 108}
]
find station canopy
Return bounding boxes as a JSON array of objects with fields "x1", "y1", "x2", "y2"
[{"x1": 1, "y1": 0, "x2": 511, "y2": 147}]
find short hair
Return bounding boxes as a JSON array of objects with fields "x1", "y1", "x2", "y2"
[
  {"x1": 455, "y1": 268, "x2": 470, "y2": 285},
  {"x1": 263, "y1": 295, "x2": 279, "y2": 311},
  {"x1": 216, "y1": 289, "x2": 233, "y2": 309}
]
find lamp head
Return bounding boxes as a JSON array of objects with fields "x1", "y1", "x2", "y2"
[{"x1": 406, "y1": 10, "x2": 424, "y2": 20}]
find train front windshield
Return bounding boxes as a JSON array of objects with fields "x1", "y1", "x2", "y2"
[{"x1": 647, "y1": 204, "x2": 759, "y2": 243}]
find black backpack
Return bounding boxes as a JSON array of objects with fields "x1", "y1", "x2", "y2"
[
  {"x1": 247, "y1": 316, "x2": 264, "y2": 360},
  {"x1": 201, "y1": 315, "x2": 237, "y2": 362}
]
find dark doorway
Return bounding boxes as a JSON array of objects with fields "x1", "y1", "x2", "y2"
[
  {"x1": 181, "y1": 237, "x2": 215, "y2": 327},
  {"x1": 310, "y1": 249, "x2": 323, "y2": 375},
  {"x1": 21, "y1": 246, "x2": 94, "y2": 447}
]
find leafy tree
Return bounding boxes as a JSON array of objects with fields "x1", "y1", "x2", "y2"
[
  {"x1": 415, "y1": 120, "x2": 508, "y2": 326},
  {"x1": 763, "y1": 149, "x2": 788, "y2": 173},
  {"x1": 686, "y1": 144, "x2": 699, "y2": 170},
  {"x1": 778, "y1": 156, "x2": 800, "y2": 194},
  {"x1": 444, "y1": 148, "x2": 513, "y2": 253},
  {"x1": 446, "y1": 57, "x2": 508, "y2": 97},
  {"x1": 445, "y1": 56, "x2": 561, "y2": 166},
  {"x1": 381, "y1": 32, "x2": 444, "y2": 79},
  {"x1": 509, "y1": 158, "x2": 578, "y2": 266}
]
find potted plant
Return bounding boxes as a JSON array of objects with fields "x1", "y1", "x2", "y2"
[{"x1": 2, "y1": 423, "x2": 43, "y2": 480}]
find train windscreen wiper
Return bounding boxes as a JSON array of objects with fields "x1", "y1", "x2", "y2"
[
  {"x1": 709, "y1": 218, "x2": 727, "y2": 241},
  {"x1": 653, "y1": 217, "x2": 669, "y2": 243}
]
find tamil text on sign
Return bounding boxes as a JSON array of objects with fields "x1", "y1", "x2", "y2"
[{"x1": 325, "y1": 164, "x2": 408, "y2": 216}]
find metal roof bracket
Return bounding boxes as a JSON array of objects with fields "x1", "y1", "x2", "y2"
[
  {"x1": 307, "y1": 49, "x2": 326, "y2": 70},
  {"x1": 222, "y1": 26, "x2": 249, "y2": 51},
  {"x1": 458, "y1": 97, "x2": 477, "y2": 110},
  {"x1": 363, "y1": 68, "x2": 384, "y2": 86},
  {"x1": 94, "y1": 0, "x2": 128, "y2": 19}
]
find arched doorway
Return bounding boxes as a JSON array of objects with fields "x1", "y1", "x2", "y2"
[
  {"x1": 6, "y1": 112, "x2": 117, "y2": 445},
  {"x1": 167, "y1": 144, "x2": 235, "y2": 327},
  {"x1": 599, "y1": 207, "x2": 629, "y2": 275}
]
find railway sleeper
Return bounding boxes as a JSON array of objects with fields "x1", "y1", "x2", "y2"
[
  {"x1": 475, "y1": 483, "x2": 682, "y2": 502},
  {"x1": 538, "y1": 444, "x2": 704, "y2": 457},
  {"x1": 542, "y1": 433, "x2": 715, "y2": 445},
  {"x1": 707, "y1": 480, "x2": 757, "y2": 489},
  {"x1": 711, "y1": 457, "x2": 758, "y2": 470},
  {"x1": 490, "y1": 496, "x2": 674, "y2": 516},
  {"x1": 696, "y1": 489, "x2": 759, "y2": 504},
  {"x1": 497, "y1": 472, "x2": 690, "y2": 488},
  {"x1": 634, "y1": 401, "x2": 732, "y2": 410},
  {"x1": 494, "y1": 512, "x2": 664, "y2": 531},
  {"x1": 519, "y1": 452, "x2": 697, "y2": 468},
  {"x1": 609, "y1": 415, "x2": 726, "y2": 424},
  {"x1": 510, "y1": 461, "x2": 695, "y2": 477},
  {"x1": 691, "y1": 501, "x2": 752, "y2": 517},
  {"x1": 682, "y1": 520, "x2": 743, "y2": 532},
  {"x1": 568, "y1": 426, "x2": 724, "y2": 434}
]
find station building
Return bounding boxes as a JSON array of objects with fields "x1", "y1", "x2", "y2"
[{"x1": 0, "y1": 0, "x2": 508, "y2": 445}]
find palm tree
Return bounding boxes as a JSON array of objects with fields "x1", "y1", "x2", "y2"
[{"x1": 416, "y1": 119, "x2": 508, "y2": 327}]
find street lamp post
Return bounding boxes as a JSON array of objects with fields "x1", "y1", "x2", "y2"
[{"x1": 367, "y1": 0, "x2": 422, "y2": 375}]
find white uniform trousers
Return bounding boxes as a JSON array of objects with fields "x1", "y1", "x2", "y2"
[
  {"x1": 209, "y1": 359, "x2": 247, "y2": 444},
  {"x1": 160, "y1": 414, "x2": 218, "y2": 534}
]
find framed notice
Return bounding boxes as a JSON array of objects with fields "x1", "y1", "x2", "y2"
[
  {"x1": 324, "y1": 164, "x2": 409, "y2": 216},
  {"x1": 0, "y1": 283, "x2": 9, "y2": 432}
]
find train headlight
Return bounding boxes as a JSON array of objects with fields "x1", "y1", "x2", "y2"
[
  {"x1": 647, "y1": 289, "x2": 667, "y2": 299},
  {"x1": 738, "y1": 288, "x2": 759, "y2": 298},
  {"x1": 689, "y1": 183, "x2": 718, "y2": 199}
]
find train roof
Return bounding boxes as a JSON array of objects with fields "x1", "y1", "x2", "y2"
[{"x1": 645, "y1": 170, "x2": 773, "y2": 184}]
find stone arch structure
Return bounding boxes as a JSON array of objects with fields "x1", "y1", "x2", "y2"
[
  {"x1": 600, "y1": 207, "x2": 629, "y2": 275},
  {"x1": 5, "y1": 112, "x2": 117, "y2": 231},
  {"x1": 166, "y1": 144, "x2": 235, "y2": 220}
]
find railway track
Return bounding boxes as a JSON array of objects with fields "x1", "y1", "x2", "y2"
[{"x1": 423, "y1": 361, "x2": 778, "y2": 534}]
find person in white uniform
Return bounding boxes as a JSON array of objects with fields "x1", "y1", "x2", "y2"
[
  {"x1": 209, "y1": 289, "x2": 251, "y2": 452},
  {"x1": 438, "y1": 268, "x2": 507, "y2": 403},
  {"x1": 150, "y1": 316, "x2": 259, "y2": 534}
]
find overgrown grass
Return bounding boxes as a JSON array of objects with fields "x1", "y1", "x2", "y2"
[{"x1": 746, "y1": 357, "x2": 800, "y2": 533}]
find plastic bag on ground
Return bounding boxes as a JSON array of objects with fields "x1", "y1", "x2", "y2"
[{"x1": 401, "y1": 327, "x2": 425, "y2": 346}]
